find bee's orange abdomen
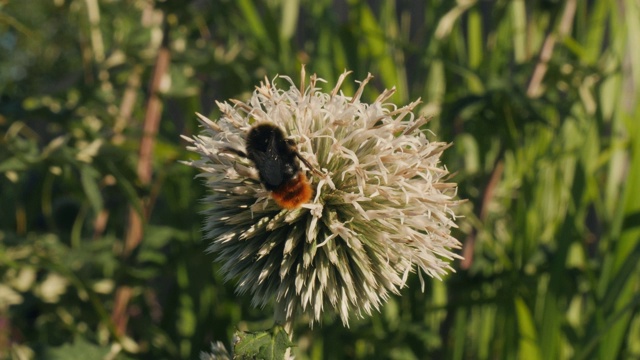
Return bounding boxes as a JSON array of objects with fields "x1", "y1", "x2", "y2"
[{"x1": 271, "y1": 173, "x2": 313, "y2": 209}]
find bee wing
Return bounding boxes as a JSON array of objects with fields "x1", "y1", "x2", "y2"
[{"x1": 252, "y1": 147, "x2": 285, "y2": 189}]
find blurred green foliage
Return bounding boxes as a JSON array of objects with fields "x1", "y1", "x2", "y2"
[{"x1": 1, "y1": 0, "x2": 639, "y2": 359}]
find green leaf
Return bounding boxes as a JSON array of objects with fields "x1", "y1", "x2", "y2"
[
  {"x1": 80, "y1": 166, "x2": 103, "y2": 214},
  {"x1": 515, "y1": 296, "x2": 541, "y2": 360},
  {"x1": 279, "y1": 0, "x2": 300, "y2": 40},
  {"x1": 43, "y1": 337, "x2": 111, "y2": 360},
  {"x1": 0, "y1": 157, "x2": 28, "y2": 173},
  {"x1": 234, "y1": 325, "x2": 294, "y2": 360}
]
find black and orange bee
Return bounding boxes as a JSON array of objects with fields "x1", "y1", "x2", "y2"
[{"x1": 225, "y1": 122, "x2": 319, "y2": 209}]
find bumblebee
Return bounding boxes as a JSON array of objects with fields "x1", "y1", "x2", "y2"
[{"x1": 226, "y1": 123, "x2": 317, "y2": 209}]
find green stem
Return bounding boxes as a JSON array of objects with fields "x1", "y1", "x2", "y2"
[{"x1": 274, "y1": 301, "x2": 294, "y2": 358}]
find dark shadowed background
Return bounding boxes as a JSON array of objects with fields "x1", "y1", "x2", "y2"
[{"x1": 1, "y1": 0, "x2": 639, "y2": 359}]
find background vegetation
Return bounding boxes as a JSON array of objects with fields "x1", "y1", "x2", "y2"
[{"x1": 1, "y1": 0, "x2": 639, "y2": 359}]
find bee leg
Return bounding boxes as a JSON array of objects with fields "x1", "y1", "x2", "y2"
[
  {"x1": 295, "y1": 153, "x2": 324, "y2": 177},
  {"x1": 220, "y1": 147, "x2": 248, "y2": 158},
  {"x1": 286, "y1": 138, "x2": 324, "y2": 177}
]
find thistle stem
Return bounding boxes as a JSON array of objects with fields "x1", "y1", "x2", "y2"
[{"x1": 274, "y1": 302, "x2": 294, "y2": 338}]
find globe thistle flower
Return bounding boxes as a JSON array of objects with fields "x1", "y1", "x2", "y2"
[{"x1": 183, "y1": 68, "x2": 462, "y2": 329}]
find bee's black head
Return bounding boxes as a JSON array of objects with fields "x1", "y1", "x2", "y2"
[{"x1": 247, "y1": 123, "x2": 287, "y2": 153}]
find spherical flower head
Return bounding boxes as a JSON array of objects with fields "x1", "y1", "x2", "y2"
[{"x1": 183, "y1": 69, "x2": 463, "y2": 327}]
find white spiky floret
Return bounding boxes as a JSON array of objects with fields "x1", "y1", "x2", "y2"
[{"x1": 183, "y1": 68, "x2": 463, "y2": 328}]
